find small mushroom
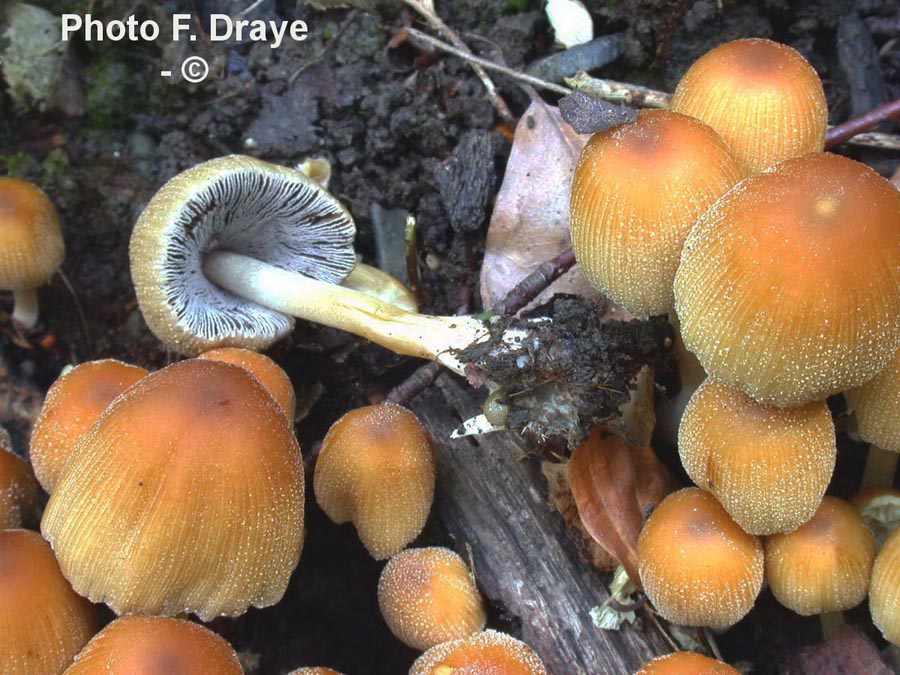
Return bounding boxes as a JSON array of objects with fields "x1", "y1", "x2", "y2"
[
  {"x1": 675, "y1": 152, "x2": 900, "y2": 407},
  {"x1": 30, "y1": 359, "x2": 149, "y2": 493},
  {"x1": 0, "y1": 425, "x2": 39, "y2": 528},
  {"x1": 130, "y1": 156, "x2": 486, "y2": 368},
  {"x1": 870, "y1": 527, "x2": 900, "y2": 645},
  {"x1": 378, "y1": 547, "x2": 486, "y2": 651},
  {"x1": 635, "y1": 652, "x2": 741, "y2": 675},
  {"x1": 64, "y1": 615, "x2": 243, "y2": 674},
  {"x1": 638, "y1": 488, "x2": 764, "y2": 629},
  {"x1": 0, "y1": 529, "x2": 97, "y2": 675},
  {"x1": 570, "y1": 109, "x2": 744, "y2": 318},
  {"x1": 0, "y1": 177, "x2": 65, "y2": 329},
  {"x1": 198, "y1": 347, "x2": 295, "y2": 420},
  {"x1": 41, "y1": 359, "x2": 305, "y2": 620},
  {"x1": 850, "y1": 486, "x2": 900, "y2": 549},
  {"x1": 764, "y1": 497, "x2": 876, "y2": 617},
  {"x1": 286, "y1": 669, "x2": 344, "y2": 675},
  {"x1": 670, "y1": 38, "x2": 827, "y2": 173},
  {"x1": 409, "y1": 629, "x2": 547, "y2": 675},
  {"x1": 314, "y1": 403, "x2": 436, "y2": 560},
  {"x1": 679, "y1": 379, "x2": 836, "y2": 535}
]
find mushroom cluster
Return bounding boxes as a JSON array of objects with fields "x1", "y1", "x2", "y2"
[{"x1": 570, "y1": 35, "x2": 900, "y2": 659}]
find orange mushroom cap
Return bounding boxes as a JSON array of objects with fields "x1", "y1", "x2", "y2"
[
  {"x1": 638, "y1": 488, "x2": 764, "y2": 629},
  {"x1": 0, "y1": 426, "x2": 39, "y2": 528},
  {"x1": 41, "y1": 359, "x2": 305, "y2": 620},
  {"x1": 409, "y1": 629, "x2": 547, "y2": 675},
  {"x1": 871, "y1": 527, "x2": 900, "y2": 645},
  {"x1": 679, "y1": 379, "x2": 836, "y2": 534},
  {"x1": 0, "y1": 529, "x2": 96, "y2": 675},
  {"x1": 0, "y1": 177, "x2": 65, "y2": 290},
  {"x1": 670, "y1": 38, "x2": 827, "y2": 173},
  {"x1": 764, "y1": 497, "x2": 876, "y2": 616},
  {"x1": 636, "y1": 651, "x2": 741, "y2": 674},
  {"x1": 845, "y1": 347, "x2": 900, "y2": 454},
  {"x1": 64, "y1": 615, "x2": 243, "y2": 674},
  {"x1": 674, "y1": 152, "x2": 900, "y2": 407},
  {"x1": 30, "y1": 359, "x2": 149, "y2": 493},
  {"x1": 378, "y1": 546, "x2": 486, "y2": 650},
  {"x1": 570, "y1": 109, "x2": 744, "y2": 318},
  {"x1": 199, "y1": 347, "x2": 295, "y2": 420},
  {"x1": 314, "y1": 403, "x2": 436, "y2": 560}
]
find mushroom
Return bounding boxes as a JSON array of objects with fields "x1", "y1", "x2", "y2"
[
  {"x1": 0, "y1": 176, "x2": 65, "y2": 329},
  {"x1": 850, "y1": 486, "x2": 900, "y2": 549},
  {"x1": 198, "y1": 347, "x2": 295, "y2": 420},
  {"x1": 845, "y1": 346, "x2": 900, "y2": 487},
  {"x1": 678, "y1": 378, "x2": 836, "y2": 535},
  {"x1": 764, "y1": 497, "x2": 875, "y2": 621},
  {"x1": 41, "y1": 359, "x2": 305, "y2": 620},
  {"x1": 870, "y1": 526, "x2": 900, "y2": 645},
  {"x1": 314, "y1": 403, "x2": 436, "y2": 560},
  {"x1": 286, "y1": 670, "x2": 344, "y2": 675},
  {"x1": 638, "y1": 488, "x2": 764, "y2": 629},
  {"x1": 378, "y1": 546, "x2": 486, "y2": 651},
  {"x1": 0, "y1": 529, "x2": 96, "y2": 675},
  {"x1": 670, "y1": 38, "x2": 827, "y2": 173},
  {"x1": 0, "y1": 425, "x2": 39, "y2": 528},
  {"x1": 64, "y1": 615, "x2": 243, "y2": 674},
  {"x1": 30, "y1": 359, "x2": 149, "y2": 493},
  {"x1": 674, "y1": 152, "x2": 900, "y2": 407},
  {"x1": 635, "y1": 652, "x2": 741, "y2": 675},
  {"x1": 129, "y1": 155, "x2": 486, "y2": 368},
  {"x1": 570, "y1": 109, "x2": 744, "y2": 318},
  {"x1": 409, "y1": 629, "x2": 547, "y2": 675}
]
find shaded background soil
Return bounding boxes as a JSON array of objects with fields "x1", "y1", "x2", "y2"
[{"x1": 1, "y1": 0, "x2": 899, "y2": 673}]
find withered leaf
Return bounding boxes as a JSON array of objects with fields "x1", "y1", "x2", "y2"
[{"x1": 568, "y1": 427, "x2": 670, "y2": 585}]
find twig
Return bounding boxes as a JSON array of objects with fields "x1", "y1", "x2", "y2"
[
  {"x1": 57, "y1": 269, "x2": 92, "y2": 361},
  {"x1": 495, "y1": 248, "x2": 577, "y2": 315},
  {"x1": 402, "y1": 1, "x2": 515, "y2": 123},
  {"x1": 702, "y1": 626, "x2": 725, "y2": 663},
  {"x1": 825, "y1": 98, "x2": 900, "y2": 147},
  {"x1": 566, "y1": 71, "x2": 670, "y2": 109}
]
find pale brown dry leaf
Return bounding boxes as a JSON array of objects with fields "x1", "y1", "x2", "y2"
[
  {"x1": 480, "y1": 100, "x2": 605, "y2": 311},
  {"x1": 568, "y1": 428, "x2": 670, "y2": 585}
]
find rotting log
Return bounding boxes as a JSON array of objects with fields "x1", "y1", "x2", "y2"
[{"x1": 409, "y1": 375, "x2": 670, "y2": 675}]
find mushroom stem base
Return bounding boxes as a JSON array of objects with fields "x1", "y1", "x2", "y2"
[
  {"x1": 204, "y1": 251, "x2": 488, "y2": 375},
  {"x1": 11, "y1": 288, "x2": 39, "y2": 330},
  {"x1": 862, "y1": 445, "x2": 899, "y2": 488}
]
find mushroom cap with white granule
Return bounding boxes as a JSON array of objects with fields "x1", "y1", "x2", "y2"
[{"x1": 130, "y1": 155, "x2": 356, "y2": 355}]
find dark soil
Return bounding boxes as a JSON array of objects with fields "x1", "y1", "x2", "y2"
[{"x1": 1, "y1": 0, "x2": 899, "y2": 673}]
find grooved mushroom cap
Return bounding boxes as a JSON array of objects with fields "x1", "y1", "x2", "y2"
[
  {"x1": 409, "y1": 629, "x2": 547, "y2": 675},
  {"x1": 64, "y1": 615, "x2": 243, "y2": 674},
  {"x1": 41, "y1": 359, "x2": 305, "y2": 621},
  {"x1": 670, "y1": 38, "x2": 827, "y2": 173},
  {"x1": 378, "y1": 546, "x2": 486, "y2": 650},
  {"x1": 286, "y1": 669, "x2": 344, "y2": 675},
  {"x1": 0, "y1": 177, "x2": 65, "y2": 290},
  {"x1": 0, "y1": 529, "x2": 97, "y2": 675},
  {"x1": 130, "y1": 155, "x2": 356, "y2": 355},
  {"x1": 674, "y1": 152, "x2": 900, "y2": 407},
  {"x1": 0, "y1": 427, "x2": 39, "y2": 528},
  {"x1": 30, "y1": 359, "x2": 149, "y2": 493},
  {"x1": 845, "y1": 347, "x2": 900, "y2": 453},
  {"x1": 764, "y1": 497, "x2": 875, "y2": 616},
  {"x1": 679, "y1": 379, "x2": 836, "y2": 535},
  {"x1": 638, "y1": 488, "x2": 764, "y2": 629},
  {"x1": 871, "y1": 527, "x2": 900, "y2": 645},
  {"x1": 635, "y1": 652, "x2": 741, "y2": 675},
  {"x1": 570, "y1": 109, "x2": 744, "y2": 318},
  {"x1": 314, "y1": 403, "x2": 436, "y2": 560},
  {"x1": 199, "y1": 347, "x2": 295, "y2": 420}
]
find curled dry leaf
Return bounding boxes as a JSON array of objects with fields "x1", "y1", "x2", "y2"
[
  {"x1": 568, "y1": 427, "x2": 670, "y2": 584},
  {"x1": 481, "y1": 100, "x2": 616, "y2": 313}
]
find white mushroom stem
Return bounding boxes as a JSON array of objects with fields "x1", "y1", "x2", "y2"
[
  {"x1": 204, "y1": 251, "x2": 488, "y2": 375},
  {"x1": 862, "y1": 446, "x2": 899, "y2": 488},
  {"x1": 11, "y1": 288, "x2": 39, "y2": 330},
  {"x1": 656, "y1": 314, "x2": 706, "y2": 445}
]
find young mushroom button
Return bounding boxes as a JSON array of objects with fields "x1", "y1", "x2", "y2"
[{"x1": 130, "y1": 155, "x2": 487, "y2": 368}]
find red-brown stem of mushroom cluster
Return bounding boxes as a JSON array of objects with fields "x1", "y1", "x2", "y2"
[{"x1": 204, "y1": 251, "x2": 488, "y2": 375}]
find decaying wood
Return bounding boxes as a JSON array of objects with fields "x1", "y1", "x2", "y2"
[{"x1": 409, "y1": 375, "x2": 670, "y2": 675}]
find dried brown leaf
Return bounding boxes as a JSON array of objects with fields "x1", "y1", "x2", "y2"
[{"x1": 568, "y1": 428, "x2": 670, "y2": 584}]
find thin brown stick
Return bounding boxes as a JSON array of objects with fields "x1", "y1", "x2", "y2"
[
  {"x1": 825, "y1": 98, "x2": 900, "y2": 147},
  {"x1": 495, "y1": 248, "x2": 577, "y2": 315},
  {"x1": 402, "y1": 1, "x2": 515, "y2": 123}
]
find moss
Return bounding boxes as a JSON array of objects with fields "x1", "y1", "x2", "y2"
[
  {"x1": 0, "y1": 151, "x2": 39, "y2": 178},
  {"x1": 83, "y1": 57, "x2": 142, "y2": 128}
]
